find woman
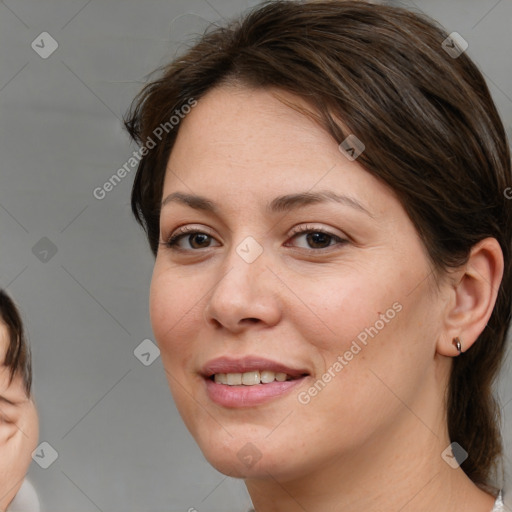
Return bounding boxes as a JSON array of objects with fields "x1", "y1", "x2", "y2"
[
  {"x1": 124, "y1": 1, "x2": 511, "y2": 510},
  {"x1": 0, "y1": 290, "x2": 40, "y2": 512}
]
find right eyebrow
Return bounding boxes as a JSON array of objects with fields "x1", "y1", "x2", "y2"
[{"x1": 162, "y1": 192, "x2": 216, "y2": 212}]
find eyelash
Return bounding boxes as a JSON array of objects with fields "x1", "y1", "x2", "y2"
[{"x1": 162, "y1": 224, "x2": 348, "y2": 253}]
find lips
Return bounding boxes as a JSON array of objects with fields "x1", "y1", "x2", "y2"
[{"x1": 201, "y1": 356, "x2": 310, "y2": 407}]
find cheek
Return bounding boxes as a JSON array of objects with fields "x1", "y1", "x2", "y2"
[
  {"x1": 149, "y1": 266, "x2": 201, "y2": 379},
  {"x1": 149, "y1": 269, "x2": 209, "y2": 434},
  {"x1": 290, "y1": 267, "x2": 432, "y2": 406},
  {"x1": 150, "y1": 266, "x2": 187, "y2": 345},
  {"x1": 285, "y1": 269, "x2": 399, "y2": 356}
]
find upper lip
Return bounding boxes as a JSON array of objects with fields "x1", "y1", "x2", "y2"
[{"x1": 201, "y1": 356, "x2": 310, "y2": 379}]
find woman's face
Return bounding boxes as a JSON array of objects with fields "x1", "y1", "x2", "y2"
[
  {"x1": 150, "y1": 85, "x2": 450, "y2": 480},
  {"x1": 0, "y1": 323, "x2": 39, "y2": 510}
]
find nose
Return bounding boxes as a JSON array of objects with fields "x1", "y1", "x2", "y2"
[{"x1": 203, "y1": 241, "x2": 282, "y2": 333}]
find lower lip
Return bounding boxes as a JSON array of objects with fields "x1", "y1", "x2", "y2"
[{"x1": 204, "y1": 377, "x2": 307, "y2": 407}]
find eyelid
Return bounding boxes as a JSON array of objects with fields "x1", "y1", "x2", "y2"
[{"x1": 288, "y1": 223, "x2": 346, "y2": 240}]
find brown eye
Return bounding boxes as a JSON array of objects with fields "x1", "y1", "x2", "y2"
[
  {"x1": 170, "y1": 232, "x2": 210, "y2": 249},
  {"x1": 304, "y1": 232, "x2": 334, "y2": 249},
  {"x1": 162, "y1": 225, "x2": 221, "y2": 251},
  {"x1": 287, "y1": 225, "x2": 348, "y2": 251}
]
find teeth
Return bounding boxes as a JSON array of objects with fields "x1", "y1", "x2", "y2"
[
  {"x1": 242, "y1": 371, "x2": 260, "y2": 385},
  {"x1": 213, "y1": 370, "x2": 294, "y2": 385},
  {"x1": 226, "y1": 373, "x2": 242, "y2": 385},
  {"x1": 260, "y1": 370, "x2": 275, "y2": 383},
  {"x1": 214, "y1": 373, "x2": 228, "y2": 384}
]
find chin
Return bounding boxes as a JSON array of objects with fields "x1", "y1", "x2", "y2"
[
  {"x1": 203, "y1": 448, "x2": 279, "y2": 479},
  {"x1": 193, "y1": 431, "x2": 300, "y2": 482}
]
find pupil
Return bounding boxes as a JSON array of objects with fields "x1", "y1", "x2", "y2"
[
  {"x1": 307, "y1": 232, "x2": 330, "y2": 248},
  {"x1": 191, "y1": 234, "x2": 209, "y2": 248}
]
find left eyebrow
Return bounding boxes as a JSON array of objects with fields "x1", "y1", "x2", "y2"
[
  {"x1": 161, "y1": 190, "x2": 374, "y2": 218},
  {"x1": 267, "y1": 190, "x2": 374, "y2": 217}
]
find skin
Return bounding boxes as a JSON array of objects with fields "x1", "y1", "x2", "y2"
[
  {"x1": 0, "y1": 322, "x2": 39, "y2": 512},
  {"x1": 150, "y1": 84, "x2": 503, "y2": 512}
]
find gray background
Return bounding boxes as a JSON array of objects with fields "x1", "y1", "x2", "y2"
[{"x1": 0, "y1": 0, "x2": 511, "y2": 511}]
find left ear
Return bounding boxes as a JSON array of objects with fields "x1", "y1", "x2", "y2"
[{"x1": 437, "y1": 237, "x2": 504, "y2": 356}]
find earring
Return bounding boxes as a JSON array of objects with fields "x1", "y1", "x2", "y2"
[{"x1": 452, "y1": 336, "x2": 462, "y2": 355}]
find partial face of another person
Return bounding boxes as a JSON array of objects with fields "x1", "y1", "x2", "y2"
[
  {"x1": 0, "y1": 322, "x2": 38, "y2": 512},
  {"x1": 150, "y1": 85, "x2": 454, "y2": 481}
]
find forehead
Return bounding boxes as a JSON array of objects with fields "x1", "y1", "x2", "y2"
[
  {"x1": 173, "y1": 85, "x2": 327, "y2": 155},
  {"x1": 164, "y1": 85, "x2": 400, "y2": 220},
  {"x1": 167, "y1": 86, "x2": 346, "y2": 188}
]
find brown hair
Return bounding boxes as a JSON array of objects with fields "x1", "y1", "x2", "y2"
[
  {"x1": 124, "y1": 0, "x2": 512, "y2": 491},
  {"x1": 0, "y1": 289, "x2": 32, "y2": 397}
]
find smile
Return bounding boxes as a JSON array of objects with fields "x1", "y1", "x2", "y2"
[{"x1": 201, "y1": 356, "x2": 310, "y2": 407}]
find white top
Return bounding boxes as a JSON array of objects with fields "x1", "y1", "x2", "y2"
[
  {"x1": 5, "y1": 479, "x2": 40, "y2": 512},
  {"x1": 491, "y1": 490, "x2": 504, "y2": 512},
  {"x1": 3, "y1": 482, "x2": 504, "y2": 511},
  {"x1": 246, "y1": 490, "x2": 505, "y2": 512}
]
